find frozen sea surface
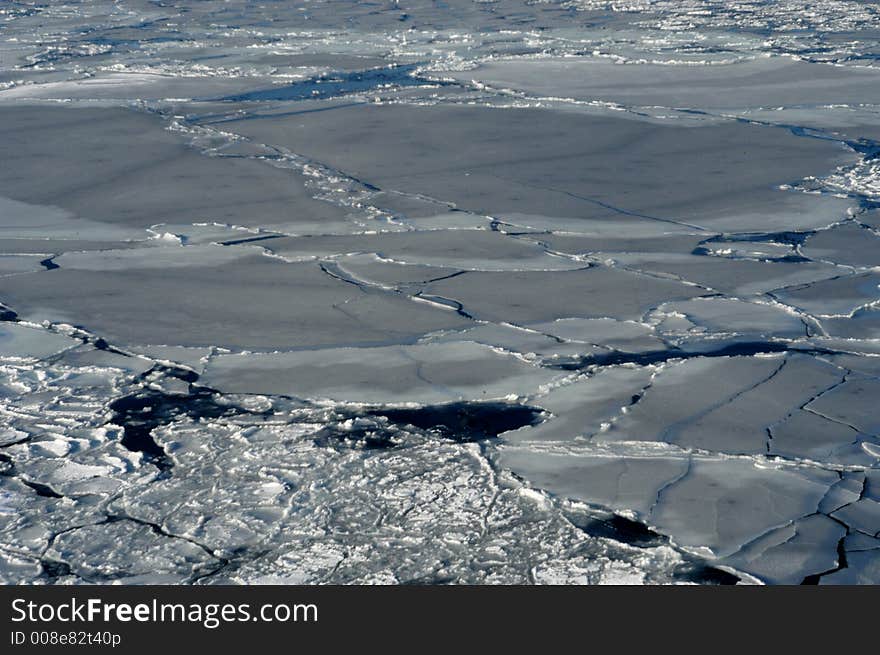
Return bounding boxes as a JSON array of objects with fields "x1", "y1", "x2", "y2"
[{"x1": 1, "y1": 1, "x2": 879, "y2": 585}]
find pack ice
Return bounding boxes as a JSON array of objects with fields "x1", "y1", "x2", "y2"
[{"x1": 1, "y1": 0, "x2": 879, "y2": 585}]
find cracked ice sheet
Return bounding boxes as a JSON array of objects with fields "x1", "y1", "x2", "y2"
[
  {"x1": 498, "y1": 447, "x2": 838, "y2": 560},
  {"x1": 0, "y1": 237, "x2": 144, "y2": 255},
  {"x1": 422, "y1": 323, "x2": 597, "y2": 363},
  {"x1": 598, "y1": 354, "x2": 852, "y2": 455},
  {"x1": 263, "y1": 230, "x2": 584, "y2": 272},
  {"x1": 445, "y1": 56, "x2": 880, "y2": 111},
  {"x1": 205, "y1": 102, "x2": 858, "y2": 233},
  {"x1": 0, "y1": 255, "x2": 47, "y2": 277},
  {"x1": 806, "y1": 377, "x2": 880, "y2": 436},
  {"x1": 0, "y1": 106, "x2": 358, "y2": 235},
  {"x1": 0, "y1": 255, "x2": 472, "y2": 350},
  {"x1": 502, "y1": 366, "x2": 657, "y2": 444},
  {"x1": 597, "y1": 251, "x2": 846, "y2": 296},
  {"x1": 0, "y1": 196, "x2": 142, "y2": 242},
  {"x1": 3, "y1": 1, "x2": 880, "y2": 587},
  {"x1": 822, "y1": 308, "x2": 880, "y2": 341},
  {"x1": 774, "y1": 272, "x2": 880, "y2": 318},
  {"x1": 52, "y1": 243, "x2": 255, "y2": 271},
  {"x1": 418, "y1": 267, "x2": 704, "y2": 324},
  {"x1": 529, "y1": 318, "x2": 667, "y2": 353},
  {"x1": 652, "y1": 459, "x2": 839, "y2": 559},
  {"x1": 200, "y1": 342, "x2": 564, "y2": 405},
  {"x1": 721, "y1": 514, "x2": 846, "y2": 585},
  {"x1": 0, "y1": 73, "x2": 277, "y2": 105},
  {"x1": 801, "y1": 223, "x2": 880, "y2": 269},
  {"x1": 0, "y1": 323, "x2": 79, "y2": 362},
  {"x1": 422, "y1": 318, "x2": 668, "y2": 366},
  {"x1": 646, "y1": 297, "x2": 813, "y2": 356}
]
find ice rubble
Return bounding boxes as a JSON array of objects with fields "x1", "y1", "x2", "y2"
[{"x1": 0, "y1": 0, "x2": 879, "y2": 585}]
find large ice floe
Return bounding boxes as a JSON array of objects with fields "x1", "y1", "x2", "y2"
[{"x1": 0, "y1": 0, "x2": 879, "y2": 585}]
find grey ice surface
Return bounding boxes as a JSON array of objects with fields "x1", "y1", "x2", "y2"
[
  {"x1": 1, "y1": 0, "x2": 879, "y2": 586},
  {"x1": 447, "y1": 56, "x2": 880, "y2": 111}
]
